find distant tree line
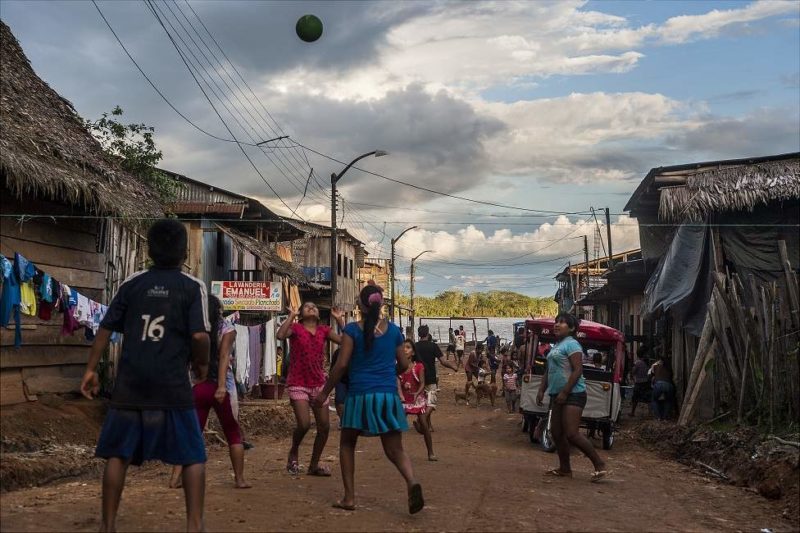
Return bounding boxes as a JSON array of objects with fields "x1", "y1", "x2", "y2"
[{"x1": 398, "y1": 290, "x2": 558, "y2": 318}]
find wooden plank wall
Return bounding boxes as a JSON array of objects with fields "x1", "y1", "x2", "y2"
[
  {"x1": 0, "y1": 194, "x2": 146, "y2": 402},
  {"x1": 0, "y1": 196, "x2": 103, "y2": 401}
]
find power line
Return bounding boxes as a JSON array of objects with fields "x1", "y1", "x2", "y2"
[
  {"x1": 142, "y1": 0, "x2": 305, "y2": 219},
  {"x1": 92, "y1": 3, "x2": 618, "y2": 225},
  {"x1": 344, "y1": 200, "x2": 590, "y2": 218},
  {"x1": 149, "y1": 1, "x2": 324, "y2": 204}
]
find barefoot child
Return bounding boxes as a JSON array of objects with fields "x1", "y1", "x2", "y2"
[
  {"x1": 80, "y1": 219, "x2": 210, "y2": 532},
  {"x1": 170, "y1": 295, "x2": 251, "y2": 489},
  {"x1": 313, "y1": 283, "x2": 424, "y2": 514},
  {"x1": 276, "y1": 302, "x2": 344, "y2": 476},
  {"x1": 398, "y1": 340, "x2": 436, "y2": 461}
]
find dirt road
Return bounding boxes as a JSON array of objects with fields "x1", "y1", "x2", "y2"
[{"x1": 0, "y1": 370, "x2": 794, "y2": 532}]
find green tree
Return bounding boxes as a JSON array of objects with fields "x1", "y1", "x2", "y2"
[
  {"x1": 85, "y1": 106, "x2": 181, "y2": 201},
  {"x1": 399, "y1": 290, "x2": 558, "y2": 317}
]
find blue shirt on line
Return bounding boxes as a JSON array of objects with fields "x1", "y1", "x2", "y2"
[
  {"x1": 344, "y1": 321, "x2": 403, "y2": 395},
  {"x1": 546, "y1": 336, "x2": 586, "y2": 395}
]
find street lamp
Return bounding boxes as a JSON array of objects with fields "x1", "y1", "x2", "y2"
[
  {"x1": 389, "y1": 225, "x2": 418, "y2": 322},
  {"x1": 330, "y1": 151, "x2": 387, "y2": 313},
  {"x1": 410, "y1": 250, "x2": 432, "y2": 341}
]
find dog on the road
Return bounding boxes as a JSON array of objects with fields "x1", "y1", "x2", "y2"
[{"x1": 473, "y1": 383, "x2": 497, "y2": 407}]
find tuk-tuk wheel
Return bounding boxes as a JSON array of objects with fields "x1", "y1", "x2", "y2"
[{"x1": 601, "y1": 424, "x2": 614, "y2": 450}]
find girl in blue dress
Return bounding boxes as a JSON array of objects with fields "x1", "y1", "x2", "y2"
[{"x1": 314, "y1": 282, "x2": 424, "y2": 514}]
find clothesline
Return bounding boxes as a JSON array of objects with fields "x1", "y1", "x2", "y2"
[{"x1": 0, "y1": 251, "x2": 115, "y2": 348}]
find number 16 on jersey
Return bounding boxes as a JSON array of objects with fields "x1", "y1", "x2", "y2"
[{"x1": 141, "y1": 314, "x2": 166, "y2": 342}]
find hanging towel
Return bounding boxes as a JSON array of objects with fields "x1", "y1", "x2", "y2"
[
  {"x1": 234, "y1": 324, "x2": 250, "y2": 387},
  {"x1": 263, "y1": 319, "x2": 277, "y2": 379},
  {"x1": 19, "y1": 281, "x2": 37, "y2": 316},
  {"x1": 248, "y1": 325, "x2": 262, "y2": 387}
]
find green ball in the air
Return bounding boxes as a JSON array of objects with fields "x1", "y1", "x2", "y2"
[{"x1": 296, "y1": 14, "x2": 323, "y2": 43}]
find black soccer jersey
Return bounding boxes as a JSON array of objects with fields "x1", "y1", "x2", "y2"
[{"x1": 101, "y1": 267, "x2": 210, "y2": 409}]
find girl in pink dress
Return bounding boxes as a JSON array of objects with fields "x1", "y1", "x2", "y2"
[{"x1": 398, "y1": 340, "x2": 436, "y2": 461}]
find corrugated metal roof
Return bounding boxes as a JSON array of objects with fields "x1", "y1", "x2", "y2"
[{"x1": 169, "y1": 202, "x2": 247, "y2": 216}]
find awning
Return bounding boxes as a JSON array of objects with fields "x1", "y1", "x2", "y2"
[{"x1": 215, "y1": 224, "x2": 311, "y2": 286}]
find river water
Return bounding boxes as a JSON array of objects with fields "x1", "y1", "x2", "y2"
[{"x1": 416, "y1": 317, "x2": 525, "y2": 344}]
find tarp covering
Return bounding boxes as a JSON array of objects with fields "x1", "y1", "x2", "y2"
[
  {"x1": 718, "y1": 202, "x2": 800, "y2": 283},
  {"x1": 641, "y1": 223, "x2": 713, "y2": 336}
]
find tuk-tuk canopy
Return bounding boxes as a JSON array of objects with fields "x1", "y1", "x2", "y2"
[{"x1": 525, "y1": 318, "x2": 624, "y2": 344}]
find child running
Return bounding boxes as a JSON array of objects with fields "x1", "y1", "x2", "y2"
[
  {"x1": 170, "y1": 295, "x2": 250, "y2": 489},
  {"x1": 80, "y1": 219, "x2": 210, "y2": 532},
  {"x1": 398, "y1": 339, "x2": 436, "y2": 461},
  {"x1": 314, "y1": 282, "x2": 424, "y2": 514},
  {"x1": 276, "y1": 302, "x2": 344, "y2": 476}
]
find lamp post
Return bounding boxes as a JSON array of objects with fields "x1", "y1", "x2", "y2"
[
  {"x1": 410, "y1": 250, "x2": 432, "y2": 341},
  {"x1": 330, "y1": 150, "x2": 387, "y2": 312},
  {"x1": 389, "y1": 225, "x2": 417, "y2": 322}
]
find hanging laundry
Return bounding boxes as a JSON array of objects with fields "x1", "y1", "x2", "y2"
[
  {"x1": 38, "y1": 300, "x2": 54, "y2": 321},
  {"x1": 0, "y1": 254, "x2": 19, "y2": 328},
  {"x1": 19, "y1": 281, "x2": 37, "y2": 316},
  {"x1": 248, "y1": 325, "x2": 262, "y2": 388},
  {"x1": 60, "y1": 284, "x2": 81, "y2": 336},
  {"x1": 262, "y1": 319, "x2": 277, "y2": 379},
  {"x1": 233, "y1": 324, "x2": 250, "y2": 387},
  {"x1": 73, "y1": 293, "x2": 92, "y2": 327},
  {"x1": 14, "y1": 253, "x2": 35, "y2": 283},
  {"x1": 40, "y1": 273, "x2": 54, "y2": 303}
]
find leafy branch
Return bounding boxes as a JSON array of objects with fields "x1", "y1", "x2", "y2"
[{"x1": 85, "y1": 106, "x2": 181, "y2": 201}]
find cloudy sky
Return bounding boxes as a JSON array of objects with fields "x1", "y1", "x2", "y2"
[{"x1": 2, "y1": 0, "x2": 799, "y2": 297}]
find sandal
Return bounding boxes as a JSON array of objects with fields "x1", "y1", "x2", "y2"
[
  {"x1": 543, "y1": 469, "x2": 572, "y2": 478},
  {"x1": 286, "y1": 460, "x2": 301, "y2": 475},
  {"x1": 332, "y1": 501, "x2": 355, "y2": 511},
  {"x1": 408, "y1": 483, "x2": 425, "y2": 515},
  {"x1": 308, "y1": 464, "x2": 332, "y2": 477},
  {"x1": 590, "y1": 470, "x2": 611, "y2": 483}
]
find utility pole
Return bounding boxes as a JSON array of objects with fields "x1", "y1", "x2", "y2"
[
  {"x1": 330, "y1": 177, "x2": 338, "y2": 313},
  {"x1": 410, "y1": 260, "x2": 416, "y2": 339},
  {"x1": 409, "y1": 250, "x2": 432, "y2": 340},
  {"x1": 584, "y1": 235, "x2": 590, "y2": 296},
  {"x1": 389, "y1": 225, "x2": 417, "y2": 321},
  {"x1": 329, "y1": 150, "x2": 388, "y2": 312},
  {"x1": 605, "y1": 207, "x2": 614, "y2": 270}
]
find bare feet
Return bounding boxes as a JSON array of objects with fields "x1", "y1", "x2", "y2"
[{"x1": 234, "y1": 479, "x2": 252, "y2": 489}]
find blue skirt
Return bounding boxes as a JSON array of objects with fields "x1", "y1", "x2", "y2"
[
  {"x1": 95, "y1": 408, "x2": 207, "y2": 466},
  {"x1": 341, "y1": 392, "x2": 408, "y2": 435}
]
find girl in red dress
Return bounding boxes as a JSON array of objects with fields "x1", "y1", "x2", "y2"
[{"x1": 398, "y1": 340, "x2": 436, "y2": 461}]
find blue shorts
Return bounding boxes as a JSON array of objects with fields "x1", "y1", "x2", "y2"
[{"x1": 96, "y1": 408, "x2": 207, "y2": 466}]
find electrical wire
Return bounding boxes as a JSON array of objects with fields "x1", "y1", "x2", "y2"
[{"x1": 142, "y1": 0, "x2": 304, "y2": 219}]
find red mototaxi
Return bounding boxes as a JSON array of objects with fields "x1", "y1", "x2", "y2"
[{"x1": 518, "y1": 317, "x2": 625, "y2": 451}]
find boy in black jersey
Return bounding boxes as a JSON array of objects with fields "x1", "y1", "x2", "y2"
[{"x1": 81, "y1": 219, "x2": 211, "y2": 532}]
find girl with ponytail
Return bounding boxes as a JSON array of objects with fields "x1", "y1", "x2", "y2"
[{"x1": 314, "y1": 282, "x2": 424, "y2": 514}]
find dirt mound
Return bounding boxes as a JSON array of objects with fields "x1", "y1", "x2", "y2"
[
  {"x1": 206, "y1": 400, "x2": 295, "y2": 442},
  {"x1": 1, "y1": 398, "x2": 296, "y2": 491},
  {"x1": 1, "y1": 398, "x2": 106, "y2": 492},
  {"x1": 635, "y1": 421, "x2": 799, "y2": 522}
]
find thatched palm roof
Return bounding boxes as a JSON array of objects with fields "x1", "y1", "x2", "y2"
[
  {"x1": 658, "y1": 158, "x2": 799, "y2": 222},
  {"x1": 0, "y1": 20, "x2": 162, "y2": 219}
]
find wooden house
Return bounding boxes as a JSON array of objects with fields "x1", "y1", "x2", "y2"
[
  {"x1": 280, "y1": 219, "x2": 366, "y2": 318},
  {"x1": 0, "y1": 21, "x2": 162, "y2": 404},
  {"x1": 624, "y1": 152, "x2": 799, "y2": 424},
  {"x1": 165, "y1": 171, "x2": 308, "y2": 292},
  {"x1": 554, "y1": 249, "x2": 642, "y2": 320}
]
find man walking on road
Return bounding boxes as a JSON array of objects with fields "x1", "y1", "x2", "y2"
[{"x1": 414, "y1": 325, "x2": 458, "y2": 438}]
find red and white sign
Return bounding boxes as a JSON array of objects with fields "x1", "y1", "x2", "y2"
[{"x1": 210, "y1": 281, "x2": 282, "y2": 311}]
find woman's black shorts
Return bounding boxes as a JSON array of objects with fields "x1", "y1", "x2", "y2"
[{"x1": 550, "y1": 391, "x2": 587, "y2": 409}]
